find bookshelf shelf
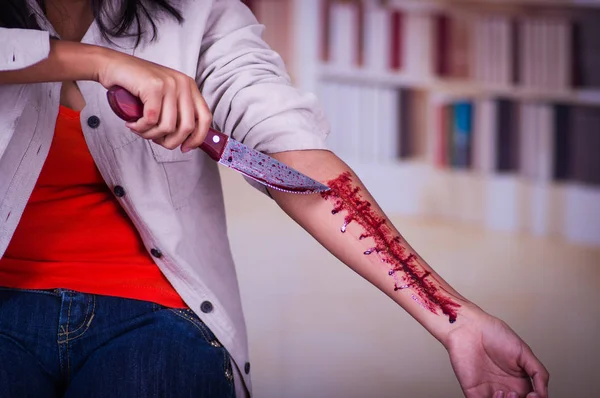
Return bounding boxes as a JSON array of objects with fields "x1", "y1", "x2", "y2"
[
  {"x1": 388, "y1": 0, "x2": 600, "y2": 10},
  {"x1": 319, "y1": 64, "x2": 600, "y2": 106},
  {"x1": 292, "y1": 0, "x2": 600, "y2": 246}
]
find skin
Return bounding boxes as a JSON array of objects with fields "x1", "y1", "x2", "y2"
[{"x1": 0, "y1": 1, "x2": 550, "y2": 397}]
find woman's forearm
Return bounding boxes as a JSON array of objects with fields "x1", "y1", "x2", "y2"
[
  {"x1": 0, "y1": 39, "x2": 105, "y2": 84},
  {"x1": 269, "y1": 149, "x2": 482, "y2": 346}
]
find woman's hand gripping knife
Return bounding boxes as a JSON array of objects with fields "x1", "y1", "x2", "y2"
[
  {"x1": 268, "y1": 149, "x2": 550, "y2": 398},
  {"x1": 0, "y1": 39, "x2": 211, "y2": 152}
]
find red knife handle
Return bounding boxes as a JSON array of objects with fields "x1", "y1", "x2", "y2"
[
  {"x1": 201, "y1": 129, "x2": 229, "y2": 161},
  {"x1": 107, "y1": 85, "x2": 228, "y2": 161}
]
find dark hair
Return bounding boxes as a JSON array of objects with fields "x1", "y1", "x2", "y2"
[{"x1": 0, "y1": 0, "x2": 183, "y2": 45}]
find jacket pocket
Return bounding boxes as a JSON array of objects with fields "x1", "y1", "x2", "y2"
[
  {"x1": 149, "y1": 141, "x2": 204, "y2": 209},
  {"x1": 149, "y1": 141, "x2": 195, "y2": 163}
]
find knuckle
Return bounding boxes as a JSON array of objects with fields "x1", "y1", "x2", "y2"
[
  {"x1": 204, "y1": 112, "x2": 213, "y2": 126},
  {"x1": 164, "y1": 122, "x2": 177, "y2": 134},
  {"x1": 146, "y1": 111, "x2": 160, "y2": 125},
  {"x1": 149, "y1": 77, "x2": 164, "y2": 91},
  {"x1": 158, "y1": 117, "x2": 176, "y2": 132},
  {"x1": 180, "y1": 121, "x2": 195, "y2": 135},
  {"x1": 164, "y1": 76, "x2": 177, "y2": 89},
  {"x1": 199, "y1": 111, "x2": 212, "y2": 129},
  {"x1": 177, "y1": 73, "x2": 192, "y2": 86}
]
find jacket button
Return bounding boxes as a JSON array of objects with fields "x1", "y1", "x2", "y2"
[
  {"x1": 113, "y1": 185, "x2": 125, "y2": 197},
  {"x1": 200, "y1": 301, "x2": 213, "y2": 313},
  {"x1": 87, "y1": 115, "x2": 101, "y2": 128},
  {"x1": 244, "y1": 362, "x2": 250, "y2": 374},
  {"x1": 150, "y1": 248, "x2": 163, "y2": 258}
]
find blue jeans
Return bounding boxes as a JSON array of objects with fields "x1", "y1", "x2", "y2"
[{"x1": 0, "y1": 287, "x2": 235, "y2": 397}]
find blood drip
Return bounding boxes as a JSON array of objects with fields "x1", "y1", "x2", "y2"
[{"x1": 321, "y1": 172, "x2": 460, "y2": 323}]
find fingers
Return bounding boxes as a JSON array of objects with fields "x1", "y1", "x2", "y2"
[
  {"x1": 139, "y1": 83, "x2": 178, "y2": 139},
  {"x1": 160, "y1": 83, "x2": 195, "y2": 150},
  {"x1": 125, "y1": 77, "x2": 165, "y2": 131},
  {"x1": 123, "y1": 73, "x2": 210, "y2": 151},
  {"x1": 520, "y1": 344, "x2": 550, "y2": 398},
  {"x1": 181, "y1": 85, "x2": 212, "y2": 153}
]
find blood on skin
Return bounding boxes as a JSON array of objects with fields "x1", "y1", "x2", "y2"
[{"x1": 321, "y1": 172, "x2": 460, "y2": 323}]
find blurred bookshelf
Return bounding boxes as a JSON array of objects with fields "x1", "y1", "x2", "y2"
[{"x1": 284, "y1": 0, "x2": 600, "y2": 247}]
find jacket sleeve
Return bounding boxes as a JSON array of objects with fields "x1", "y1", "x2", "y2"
[
  {"x1": 0, "y1": 28, "x2": 50, "y2": 71},
  {"x1": 197, "y1": 0, "x2": 330, "y2": 159}
]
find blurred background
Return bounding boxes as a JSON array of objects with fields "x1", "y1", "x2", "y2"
[{"x1": 231, "y1": 0, "x2": 600, "y2": 397}]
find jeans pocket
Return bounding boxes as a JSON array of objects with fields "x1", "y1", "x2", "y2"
[
  {"x1": 166, "y1": 308, "x2": 234, "y2": 388},
  {"x1": 166, "y1": 308, "x2": 220, "y2": 346}
]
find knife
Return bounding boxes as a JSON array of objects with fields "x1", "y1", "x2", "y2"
[{"x1": 106, "y1": 86, "x2": 330, "y2": 194}]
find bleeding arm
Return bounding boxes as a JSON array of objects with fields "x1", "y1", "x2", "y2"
[
  {"x1": 267, "y1": 149, "x2": 550, "y2": 398},
  {"x1": 267, "y1": 149, "x2": 478, "y2": 345}
]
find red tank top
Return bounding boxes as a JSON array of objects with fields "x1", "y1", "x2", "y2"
[{"x1": 0, "y1": 105, "x2": 186, "y2": 308}]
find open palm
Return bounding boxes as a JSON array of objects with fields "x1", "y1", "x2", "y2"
[{"x1": 446, "y1": 314, "x2": 549, "y2": 398}]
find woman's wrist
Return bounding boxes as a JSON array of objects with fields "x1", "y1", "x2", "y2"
[
  {"x1": 50, "y1": 40, "x2": 111, "y2": 83},
  {"x1": 437, "y1": 302, "x2": 490, "y2": 349}
]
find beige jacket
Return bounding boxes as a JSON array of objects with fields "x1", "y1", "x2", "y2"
[{"x1": 0, "y1": 0, "x2": 329, "y2": 395}]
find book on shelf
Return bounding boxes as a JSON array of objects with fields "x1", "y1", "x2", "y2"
[
  {"x1": 435, "y1": 11, "x2": 472, "y2": 80},
  {"x1": 519, "y1": 16, "x2": 572, "y2": 91},
  {"x1": 363, "y1": 0, "x2": 391, "y2": 72},
  {"x1": 472, "y1": 98, "x2": 497, "y2": 174},
  {"x1": 573, "y1": 11, "x2": 600, "y2": 89},
  {"x1": 534, "y1": 104, "x2": 555, "y2": 183},
  {"x1": 390, "y1": 9, "x2": 404, "y2": 71},
  {"x1": 320, "y1": 0, "x2": 331, "y2": 62},
  {"x1": 553, "y1": 104, "x2": 572, "y2": 181},
  {"x1": 434, "y1": 13, "x2": 450, "y2": 78},
  {"x1": 328, "y1": 1, "x2": 359, "y2": 68},
  {"x1": 518, "y1": 102, "x2": 556, "y2": 183},
  {"x1": 569, "y1": 106, "x2": 600, "y2": 186},
  {"x1": 431, "y1": 97, "x2": 474, "y2": 170},
  {"x1": 495, "y1": 99, "x2": 520, "y2": 173},
  {"x1": 518, "y1": 102, "x2": 537, "y2": 180},
  {"x1": 451, "y1": 101, "x2": 473, "y2": 168},
  {"x1": 430, "y1": 94, "x2": 449, "y2": 167},
  {"x1": 404, "y1": 12, "x2": 434, "y2": 78},
  {"x1": 398, "y1": 89, "x2": 428, "y2": 159}
]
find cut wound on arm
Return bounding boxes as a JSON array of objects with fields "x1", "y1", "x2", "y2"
[
  {"x1": 321, "y1": 171, "x2": 460, "y2": 323},
  {"x1": 268, "y1": 150, "x2": 472, "y2": 342}
]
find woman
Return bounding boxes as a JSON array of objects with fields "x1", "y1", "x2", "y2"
[{"x1": 0, "y1": 0, "x2": 549, "y2": 397}]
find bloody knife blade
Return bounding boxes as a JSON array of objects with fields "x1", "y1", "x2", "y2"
[{"x1": 107, "y1": 86, "x2": 330, "y2": 194}]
